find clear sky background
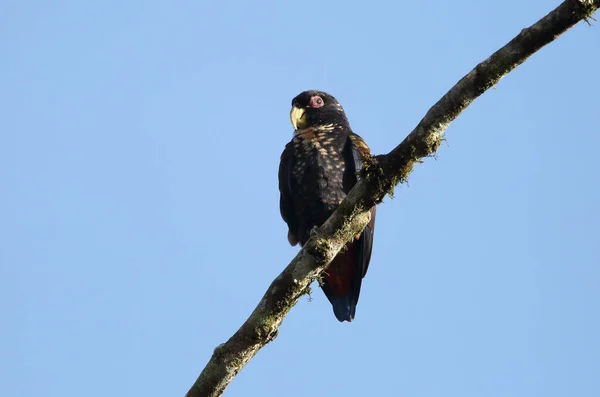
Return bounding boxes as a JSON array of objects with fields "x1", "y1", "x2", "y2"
[{"x1": 2, "y1": 1, "x2": 599, "y2": 396}]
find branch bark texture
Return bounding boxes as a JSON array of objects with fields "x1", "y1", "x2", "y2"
[{"x1": 186, "y1": 1, "x2": 599, "y2": 396}]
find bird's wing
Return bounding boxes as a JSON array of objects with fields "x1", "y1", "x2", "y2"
[
  {"x1": 347, "y1": 133, "x2": 376, "y2": 278},
  {"x1": 278, "y1": 141, "x2": 299, "y2": 246},
  {"x1": 322, "y1": 132, "x2": 377, "y2": 322}
]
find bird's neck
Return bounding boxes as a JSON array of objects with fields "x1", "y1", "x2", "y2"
[{"x1": 293, "y1": 122, "x2": 350, "y2": 137}]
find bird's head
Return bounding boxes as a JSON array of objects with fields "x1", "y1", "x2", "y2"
[{"x1": 289, "y1": 90, "x2": 349, "y2": 133}]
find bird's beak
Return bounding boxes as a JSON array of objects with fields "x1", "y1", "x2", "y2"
[{"x1": 290, "y1": 106, "x2": 307, "y2": 130}]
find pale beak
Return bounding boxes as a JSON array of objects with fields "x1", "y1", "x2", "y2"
[{"x1": 289, "y1": 106, "x2": 307, "y2": 130}]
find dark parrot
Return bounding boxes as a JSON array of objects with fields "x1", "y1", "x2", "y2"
[{"x1": 278, "y1": 90, "x2": 376, "y2": 322}]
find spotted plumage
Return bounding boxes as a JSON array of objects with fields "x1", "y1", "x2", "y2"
[{"x1": 278, "y1": 90, "x2": 376, "y2": 322}]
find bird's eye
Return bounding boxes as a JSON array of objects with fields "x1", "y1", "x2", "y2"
[{"x1": 309, "y1": 96, "x2": 324, "y2": 108}]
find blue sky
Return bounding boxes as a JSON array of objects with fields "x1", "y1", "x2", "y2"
[{"x1": 2, "y1": 1, "x2": 599, "y2": 396}]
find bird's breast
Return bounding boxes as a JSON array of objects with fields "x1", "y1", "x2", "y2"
[{"x1": 292, "y1": 130, "x2": 347, "y2": 206}]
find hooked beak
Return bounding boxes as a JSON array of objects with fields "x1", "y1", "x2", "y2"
[{"x1": 289, "y1": 106, "x2": 307, "y2": 130}]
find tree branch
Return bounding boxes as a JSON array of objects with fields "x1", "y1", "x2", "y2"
[{"x1": 186, "y1": 1, "x2": 599, "y2": 396}]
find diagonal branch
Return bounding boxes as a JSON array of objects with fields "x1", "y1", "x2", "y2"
[{"x1": 186, "y1": 1, "x2": 599, "y2": 396}]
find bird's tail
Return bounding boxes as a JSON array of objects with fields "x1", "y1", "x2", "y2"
[
  {"x1": 330, "y1": 296, "x2": 356, "y2": 322},
  {"x1": 321, "y1": 242, "x2": 363, "y2": 322}
]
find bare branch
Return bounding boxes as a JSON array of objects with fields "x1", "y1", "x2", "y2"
[{"x1": 186, "y1": 1, "x2": 599, "y2": 396}]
